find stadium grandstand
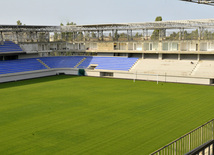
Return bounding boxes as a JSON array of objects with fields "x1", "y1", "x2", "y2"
[
  {"x1": 1, "y1": 19, "x2": 214, "y2": 85},
  {"x1": 1, "y1": 19, "x2": 214, "y2": 154}
]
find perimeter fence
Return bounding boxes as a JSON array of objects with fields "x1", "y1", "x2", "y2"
[{"x1": 150, "y1": 119, "x2": 214, "y2": 155}]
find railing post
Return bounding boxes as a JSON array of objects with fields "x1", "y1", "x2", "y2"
[
  {"x1": 189, "y1": 134, "x2": 191, "y2": 152},
  {"x1": 212, "y1": 120, "x2": 214, "y2": 140},
  {"x1": 208, "y1": 145, "x2": 210, "y2": 155},
  {"x1": 213, "y1": 143, "x2": 214, "y2": 155},
  {"x1": 201, "y1": 127, "x2": 203, "y2": 145}
]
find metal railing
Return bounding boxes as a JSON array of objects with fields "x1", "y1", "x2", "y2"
[
  {"x1": 185, "y1": 139, "x2": 214, "y2": 155},
  {"x1": 150, "y1": 119, "x2": 214, "y2": 155}
]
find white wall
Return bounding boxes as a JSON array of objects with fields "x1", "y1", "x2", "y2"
[{"x1": 20, "y1": 44, "x2": 39, "y2": 53}]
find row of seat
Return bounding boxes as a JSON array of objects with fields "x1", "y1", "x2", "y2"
[
  {"x1": 40, "y1": 56, "x2": 85, "y2": 69},
  {"x1": 0, "y1": 56, "x2": 138, "y2": 75},
  {"x1": 0, "y1": 41, "x2": 23, "y2": 53},
  {"x1": 0, "y1": 58, "x2": 46, "y2": 74},
  {"x1": 78, "y1": 56, "x2": 138, "y2": 71}
]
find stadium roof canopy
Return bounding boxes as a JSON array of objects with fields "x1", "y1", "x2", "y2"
[
  {"x1": 61, "y1": 19, "x2": 214, "y2": 31},
  {"x1": 1, "y1": 19, "x2": 214, "y2": 33},
  {"x1": 0, "y1": 25, "x2": 60, "y2": 32},
  {"x1": 180, "y1": 0, "x2": 214, "y2": 6}
]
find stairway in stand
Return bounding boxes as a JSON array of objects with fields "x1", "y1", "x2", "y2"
[
  {"x1": 37, "y1": 59, "x2": 51, "y2": 69},
  {"x1": 74, "y1": 57, "x2": 86, "y2": 68}
]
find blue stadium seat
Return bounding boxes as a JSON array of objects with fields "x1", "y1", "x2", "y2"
[
  {"x1": 78, "y1": 56, "x2": 138, "y2": 71},
  {"x1": 0, "y1": 41, "x2": 23, "y2": 53},
  {"x1": 40, "y1": 56, "x2": 84, "y2": 68},
  {"x1": 0, "y1": 58, "x2": 46, "y2": 74},
  {"x1": 0, "y1": 56, "x2": 138, "y2": 75}
]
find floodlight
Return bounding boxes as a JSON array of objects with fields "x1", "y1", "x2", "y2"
[{"x1": 180, "y1": 0, "x2": 214, "y2": 6}]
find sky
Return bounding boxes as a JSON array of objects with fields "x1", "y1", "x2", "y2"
[{"x1": 0, "y1": 0, "x2": 213, "y2": 26}]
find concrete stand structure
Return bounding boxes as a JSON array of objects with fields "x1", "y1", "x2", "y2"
[{"x1": 1, "y1": 19, "x2": 214, "y2": 84}]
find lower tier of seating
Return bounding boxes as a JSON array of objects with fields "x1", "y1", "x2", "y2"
[
  {"x1": 39, "y1": 56, "x2": 85, "y2": 69},
  {"x1": 131, "y1": 59, "x2": 214, "y2": 78},
  {"x1": 0, "y1": 58, "x2": 47, "y2": 74},
  {"x1": 0, "y1": 56, "x2": 138, "y2": 75},
  {"x1": 78, "y1": 56, "x2": 138, "y2": 71},
  {"x1": 191, "y1": 60, "x2": 214, "y2": 77},
  {"x1": 1, "y1": 56, "x2": 214, "y2": 79}
]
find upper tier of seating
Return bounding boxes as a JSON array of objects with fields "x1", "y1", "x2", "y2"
[
  {"x1": 78, "y1": 56, "x2": 138, "y2": 71},
  {"x1": 0, "y1": 41, "x2": 23, "y2": 53}
]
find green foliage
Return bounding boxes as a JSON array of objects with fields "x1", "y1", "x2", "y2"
[
  {"x1": 183, "y1": 29, "x2": 199, "y2": 40},
  {"x1": 0, "y1": 76, "x2": 214, "y2": 154},
  {"x1": 151, "y1": 16, "x2": 163, "y2": 40},
  {"x1": 17, "y1": 20, "x2": 22, "y2": 25},
  {"x1": 54, "y1": 22, "x2": 77, "y2": 41},
  {"x1": 203, "y1": 30, "x2": 214, "y2": 40},
  {"x1": 119, "y1": 33, "x2": 127, "y2": 38},
  {"x1": 91, "y1": 32, "x2": 96, "y2": 38},
  {"x1": 77, "y1": 32, "x2": 83, "y2": 40},
  {"x1": 155, "y1": 16, "x2": 162, "y2": 21},
  {"x1": 168, "y1": 32, "x2": 180, "y2": 40},
  {"x1": 66, "y1": 22, "x2": 76, "y2": 26},
  {"x1": 134, "y1": 32, "x2": 142, "y2": 38},
  {"x1": 53, "y1": 32, "x2": 59, "y2": 41},
  {"x1": 38, "y1": 32, "x2": 47, "y2": 42}
]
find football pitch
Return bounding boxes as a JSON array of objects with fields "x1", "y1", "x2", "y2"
[{"x1": 0, "y1": 75, "x2": 214, "y2": 155}]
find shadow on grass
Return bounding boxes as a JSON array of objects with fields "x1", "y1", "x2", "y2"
[{"x1": 0, "y1": 75, "x2": 80, "y2": 89}]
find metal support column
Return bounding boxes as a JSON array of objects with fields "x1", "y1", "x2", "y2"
[
  {"x1": 112, "y1": 30, "x2": 114, "y2": 41},
  {"x1": 130, "y1": 30, "x2": 133, "y2": 41},
  {"x1": 159, "y1": 29, "x2": 162, "y2": 41},
  {"x1": 127, "y1": 30, "x2": 129, "y2": 41},
  {"x1": 101, "y1": 30, "x2": 103, "y2": 41},
  {"x1": 83, "y1": 31, "x2": 86, "y2": 41},
  {"x1": 36, "y1": 32, "x2": 39, "y2": 42},
  {"x1": 97, "y1": 30, "x2": 99, "y2": 41},
  {"x1": 65, "y1": 32, "x2": 68, "y2": 41},
  {"x1": 113, "y1": 30, "x2": 118, "y2": 41},
  {"x1": 200, "y1": 27, "x2": 204, "y2": 40},
  {"x1": 0, "y1": 31, "x2": 3, "y2": 45},
  {"x1": 16, "y1": 31, "x2": 19, "y2": 43},
  {"x1": 146, "y1": 29, "x2": 148, "y2": 40},
  {"x1": 179, "y1": 28, "x2": 184, "y2": 40}
]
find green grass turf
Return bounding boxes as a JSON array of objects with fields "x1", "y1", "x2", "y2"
[{"x1": 0, "y1": 75, "x2": 214, "y2": 155}]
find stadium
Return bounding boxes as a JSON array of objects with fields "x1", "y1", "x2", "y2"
[{"x1": 1, "y1": 1, "x2": 214, "y2": 155}]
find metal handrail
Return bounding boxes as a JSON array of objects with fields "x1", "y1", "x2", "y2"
[{"x1": 150, "y1": 119, "x2": 214, "y2": 155}]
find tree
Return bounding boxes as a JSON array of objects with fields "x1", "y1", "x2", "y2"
[
  {"x1": 109, "y1": 33, "x2": 112, "y2": 37},
  {"x1": 168, "y1": 32, "x2": 179, "y2": 40},
  {"x1": 53, "y1": 22, "x2": 77, "y2": 41},
  {"x1": 155, "y1": 16, "x2": 162, "y2": 22},
  {"x1": 66, "y1": 22, "x2": 76, "y2": 41},
  {"x1": 54, "y1": 32, "x2": 59, "y2": 41},
  {"x1": 91, "y1": 32, "x2": 96, "y2": 38},
  {"x1": 119, "y1": 33, "x2": 127, "y2": 38},
  {"x1": 17, "y1": 20, "x2": 22, "y2": 25},
  {"x1": 135, "y1": 32, "x2": 139, "y2": 38},
  {"x1": 151, "y1": 16, "x2": 162, "y2": 40},
  {"x1": 77, "y1": 32, "x2": 83, "y2": 41},
  {"x1": 66, "y1": 22, "x2": 76, "y2": 26}
]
